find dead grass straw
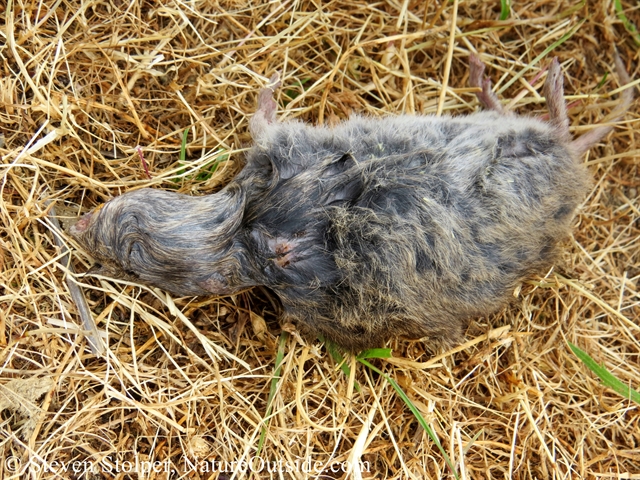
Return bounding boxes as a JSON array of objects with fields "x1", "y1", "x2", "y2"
[{"x1": 1, "y1": 1, "x2": 639, "y2": 479}]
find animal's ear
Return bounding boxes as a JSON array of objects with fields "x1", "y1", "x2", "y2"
[{"x1": 249, "y1": 72, "x2": 281, "y2": 143}]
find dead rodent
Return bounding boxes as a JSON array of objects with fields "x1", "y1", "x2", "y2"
[{"x1": 70, "y1": 55, "x2": 634, "y2": 351}]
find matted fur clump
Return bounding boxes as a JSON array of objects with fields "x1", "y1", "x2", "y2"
[{"x1": 1, "y1": 0, "x2": 638, "y2": 478}]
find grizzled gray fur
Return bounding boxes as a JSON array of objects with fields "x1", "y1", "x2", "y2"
[{"x1": 70, "y1": 55, "x2": 633, "y2": 351}]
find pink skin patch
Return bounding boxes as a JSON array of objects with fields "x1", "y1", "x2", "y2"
[{"x1": 270, "y1": 238, "x2": 299, "y2": 268}]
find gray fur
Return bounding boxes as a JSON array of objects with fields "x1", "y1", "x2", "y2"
[{"x1": 70, "y1": 56, "x2": 633, "y2": 351}]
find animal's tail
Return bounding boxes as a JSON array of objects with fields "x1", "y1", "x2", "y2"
[{"x1": 570, "y1": 54, "x2": 634, "y2": 156}]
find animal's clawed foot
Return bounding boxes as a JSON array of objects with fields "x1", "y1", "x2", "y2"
[
  {"x1": 543, "y1": 57, "x2": 570, "y2": 140},
  {"x1": 250, "y1": 72, "x2": 282, "y2": 142},
  {"x1": 469, "y1": 53, "x2": 505, "y2": 113}
]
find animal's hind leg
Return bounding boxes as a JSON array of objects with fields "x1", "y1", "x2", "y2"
[
  {"x1": 469, "y1": 54, "x2": 505, "y2": 113},
  {"x1": 249, "y1": 72, "x2": 282, "y2": 142},
  {"x1": 543, "y1": 58, "x2": 570, "y2": 141}
]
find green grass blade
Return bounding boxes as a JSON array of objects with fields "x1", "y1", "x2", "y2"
[
  {"x1": 569, "y1": 342, "x2": 640, "y2": 405},
  {"x1": 595, "y1": 72, "x2": 609, "y2": 90},
  {"x1": 256, "y1": 332, "x2": 289, "y2": 455},
  {"x1": 195, "y1": 153, "x2": 226, "y2": 181},
  {"x1": 173, "y1": 127, "x2": 191, "y2": 182},
  {"x1": 614, "y1": 0, "x2": 640, "y2": 46},
  {"x1": 180, "y1": 127, "x2": 190, "y2": 162},
  {"x1": 499, "y1": 0, "x2": 510, "y2": 21},
  {"x1": 555, "y1": 0, "x2": 585, "y2": 20},
  {"x1": 283, "y1": 78, "x2": 311, "y2": 104},
  {"x1": 497, "y1": 19, "x2": 585, "y2": 94},
  {"x1": 323, "y1": 338, "x2": 361, "y2": 393},
  {"x1": 358, "y1": 358, "x2": 459, "y2": 479},
  {"x1": 357, "y1": 348, "x2": 393, "y2": 360}
]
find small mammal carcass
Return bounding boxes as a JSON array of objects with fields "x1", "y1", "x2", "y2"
[{"x1": 70, "y1": 55, "x2": 633, "y2": 351}]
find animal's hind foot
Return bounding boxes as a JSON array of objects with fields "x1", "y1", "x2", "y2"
[
  {"x1": 543, "y1": 57, "x2": 570, "y2": 140},
  {"x1": 250, "y1": 72, "x2": 282, "y2": 141},
  {"x1": 469, "y1": 53, "x2": 505, "y2": 113},
  {"x1": 569, "y1": 52, "x2": 634, "y2": 156}
]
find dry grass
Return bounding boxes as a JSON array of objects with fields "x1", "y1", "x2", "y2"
[{"x1": 1, "y1": 0, "x2": 639, "y2": 479}]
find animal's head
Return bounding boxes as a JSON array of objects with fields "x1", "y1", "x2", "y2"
[{"x1": 69, "y1": 185, "x2": 251, "y2": 296}]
